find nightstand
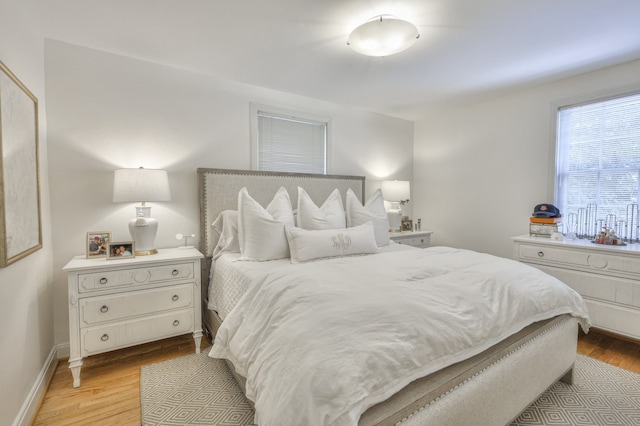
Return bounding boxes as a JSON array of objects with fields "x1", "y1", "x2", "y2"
[
  {"x1": 63, "y1": 247, "x2": 203, "y2": 387},
  {"x1": 389, "y1": 230, "x2": 433, "y2": 248}
]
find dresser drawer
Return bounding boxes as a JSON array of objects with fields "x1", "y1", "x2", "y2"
[
  {"x1": 81, "y1": 309, "x2": 194, "y2": 356},
  {"x1": 534, "y1": 264, "x2": 640, "y2": 308},
  {"x1": 78, "y1": 262, "x2": 194, "y2": 292},
  {"x1": 390, "y1": 232, "x2": 431, "y2": 248},
  {"x1": 80, "y1": 283, "x2": 194, "y2": 326},
  {"x1": 517, "y1": 243, "x2": 640, "y2": 279}
]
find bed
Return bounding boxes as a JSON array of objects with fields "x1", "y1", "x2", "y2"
[{"x1": 197, "y1": 168, "x2": 590, "y2": 426}]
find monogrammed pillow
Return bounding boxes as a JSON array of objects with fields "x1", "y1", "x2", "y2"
[{"x1": 285, "y1": 221, "x2": 380, "y2": 263}]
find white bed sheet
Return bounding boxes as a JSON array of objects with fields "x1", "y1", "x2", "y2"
[
  {"x1": 208, "y1": 242, "x2": 411, "y2": 320},
  {"x1": 209, "y1": 246, "x2": 590, "y2": 426}
]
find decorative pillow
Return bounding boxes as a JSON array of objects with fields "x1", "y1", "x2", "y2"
[
  {"x1": 238, "y1": 186, "x2": 295, "y2": 261},
  {"x1": 296, "y1": 187, "x2": 346, "y2": 230},
  {"x1": 345, "y1": 188, "x2": 390, "y2": 247},
  {"x1": 285, "y1": 222, "x2": 380, "y2": 263},
  {"x1": 211, "y1": 210, "x2": 240, "y2": 259}
]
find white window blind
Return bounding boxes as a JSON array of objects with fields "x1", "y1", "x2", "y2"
[
  {"x1": 556, "y1": 92, "x2": 640, "y2": 222},
  {"x1": 253, "y1": 108, "x2": 328, "y2": 174}
]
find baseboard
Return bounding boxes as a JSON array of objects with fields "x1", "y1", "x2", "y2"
[
  {"x1": 56, "y1": 342, "x2": 70, "y2": 359},
  {"x1": 12, "y1": 342, "x2": 69, "y2": 426}
]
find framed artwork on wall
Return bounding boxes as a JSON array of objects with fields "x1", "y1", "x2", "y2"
[{"x1": 0, "y1": 60, "x2": 42, "y2": 268}]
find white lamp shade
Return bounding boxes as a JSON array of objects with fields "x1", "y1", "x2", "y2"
[
  {"x1": 348, "y1": 15, "x2": 419, "y2": 57},
  {"x1": 382, "y1": 180, "x2": 410, "y2": 202},
  {"x1": 113, "y1": 168, "x2": 171, "y2": 203}
]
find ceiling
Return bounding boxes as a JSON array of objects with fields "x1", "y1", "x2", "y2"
[{"x1": 31, "y1": 0, "x2": 640, "y2": 121}]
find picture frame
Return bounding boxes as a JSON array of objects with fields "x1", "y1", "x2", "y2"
[
  {"x1": 0, "y1": 61, "x2": 42, "y2": 268},
  {"x1": 86, "y1": 232, "x2": 111, "y2": 258},
  {"x1": 402, "y1": 219, "x2": 413, "y2": 232},
  {"x1": 106, "y1": 241, "x2": 135, "y2": 260}
]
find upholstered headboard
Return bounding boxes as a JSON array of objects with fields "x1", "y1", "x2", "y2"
[{"x1": 197, "y1": 168, "x2": 366, "y2": 258}]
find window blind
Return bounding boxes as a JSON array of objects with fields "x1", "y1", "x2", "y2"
[
  {"x1": 257, "y1": 112, "x2": 327, "y2": 174},
  {"x1": 556, "y1": 92, "x2": 640, "y2": 220}
]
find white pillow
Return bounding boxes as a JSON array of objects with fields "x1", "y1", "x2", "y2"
[
  {"x1": 238, "y1": 187, "x2": 295, "y2": 261},
  {"x1": 345, "y1": 188, "x2": 390, "y2": 247},
  {"x1": 211, "y1": 210, "x2": 240, "y2": 259},
  {"x1": 285, "y1": 222, "x2": 380, "y2": 263},
  {"x1": 296, "y1": 187, "x2": 346, "y2": 230}
]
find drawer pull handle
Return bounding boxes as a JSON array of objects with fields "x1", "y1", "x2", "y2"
[
  {"x1": 538, "y1": 251, "x2": 544, "y2": 257},
  {"x1": 101, "y1": 334, "x2": 109, "y2": 341},
  {"x1": 173, "y1": 320, "x2": 180, "y2": 327},
  {"x1": 171, "y1": 269, "x2": 179, "y2": 276},
  {"x1": 172, "y1": 295, "x2": 179, "y2": 301},
  {"x1": 100, "y1": 305, "x2": 109, "y2": 313},
  {"x1": 99, "y1": 277, "x2": 108, "y2": 285}
]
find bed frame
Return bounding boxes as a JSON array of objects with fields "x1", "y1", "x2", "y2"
[{"x1": 197, "y1": 168, "x2": 578, "y2": 425}]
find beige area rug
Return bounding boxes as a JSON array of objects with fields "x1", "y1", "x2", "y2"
[{"x1": 141, "y1": 352, "x2": 640, "y2": 425}]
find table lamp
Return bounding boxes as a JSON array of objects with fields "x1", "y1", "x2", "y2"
[
  {"x1": 382, "y1": 180, "x2": 410, "y2": 232},
  {"x1": 113, "y1": 167, "x2": 171, "y2": 255}
]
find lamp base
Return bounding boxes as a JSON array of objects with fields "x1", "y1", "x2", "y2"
[
  {"x1": 387, "y1": 207, "x2": 403, "y2": 232},
  {"x1": 135, "y1": 248, "x2": 158, "y2": 256},
  {"x1": 128, "y1": 206, "x2": 159, "y2": 256}
]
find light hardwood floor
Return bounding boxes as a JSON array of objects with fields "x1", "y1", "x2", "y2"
[{"x1": 32, "y1": 329, "x2": 639, "y2": 426}]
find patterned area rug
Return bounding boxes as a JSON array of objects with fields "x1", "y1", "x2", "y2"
[{"x1": 141, "y1": 352, "x2": 640, "y2": 426}]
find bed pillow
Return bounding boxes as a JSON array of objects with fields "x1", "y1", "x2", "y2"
[
  {"x1": 238, "y1": 186, "x2": 295, "y2": 261},
  {"x1": 345, "y1": 188, "x2": 391, "y2": 247},
  {"x1": 296, "y1": 187, "x2": 346, "y2": 230},
  {"x1": 211, "y1": 210, "x2": 240, "y2": 259},
  {"x1": 285, "y1": 221, "x2": 380, "y2": 263}
]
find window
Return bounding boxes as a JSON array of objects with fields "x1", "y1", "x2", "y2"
[
  {"x1": 250, "y1": 104, "x2": 329, "y2": 174},
  {"x1": 555, "y1": 91, "x2": 640, "y2": 238}
]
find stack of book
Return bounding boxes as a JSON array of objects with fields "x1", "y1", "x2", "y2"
[{"x1": 529, "y1": 216, "x2": 562, "y2": 237}]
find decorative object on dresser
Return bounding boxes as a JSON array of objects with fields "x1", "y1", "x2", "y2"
[
  {"x1": 112, "y1": 167, "x2": 171, "y2": 255},
  {"x1": 513, "y1": 235, "x2": 640, "y2": 340},
  {"x1": 175, "y1": 233, "x2": 195, "y2": 249},
  {"x1": 529, "y1": 203, "x2": 562, "y2": 237},
  {"x1": 86, "y1": 231, "x2": 110, "y2": 258},
  {"x1": 105, "y1": 241, "x2": 134, "y2": 259},
  {"x1": 0, "y1": 61, "x2": 42, "y2": 268},
  {"x1": 389, "y1": 230, "x2": 432, "y2": 248},
  {"x1": 63, "y1": 247, "x2": 203, "y2": 387},
  {"x1": 381, "y1": 180, "x2": 410, "y2": 232}
]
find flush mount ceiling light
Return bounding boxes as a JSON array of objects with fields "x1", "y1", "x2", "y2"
[{"x1": 347, "y1": 15, "x2": 419, "y2": 57}]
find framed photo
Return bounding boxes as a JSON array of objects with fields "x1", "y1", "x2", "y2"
[
  {"x1": 402, "y1": 219, "x2": 413, "y2": 232},
  {"x1": 106, "y1": 241, "x2": 135, "y2": 260},
  {"x1": 86, "y1": 232, "x2": 111, "y2": 258},
  {"x1": 0, "y1": 61, "x2": 42, "y2": 268}
]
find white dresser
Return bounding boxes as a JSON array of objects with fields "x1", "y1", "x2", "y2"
[
  {"x1": 389, "y1": 231, "x2": 433, "y2": 248},
  {"x1": 63, "y1": 247, "x2": 203, "y2": 387},
  {"x1": 512, "y1": 235, "x2": 640, "y2": 340}
]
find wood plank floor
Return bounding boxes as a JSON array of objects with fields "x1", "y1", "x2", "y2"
[{"x1": 33, "y1": 329, "x2": 639, "y2": 426}]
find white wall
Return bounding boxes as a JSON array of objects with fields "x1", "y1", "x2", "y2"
[
  {"x1": 414, "y1": 58, "x2": 640, "y2": 259},
  {"x1": 0, "y1": 1, "x2": 55, "y2": 424},
  {"x1": 44, "y1": 39, "x2": 414, "y2": 345}
]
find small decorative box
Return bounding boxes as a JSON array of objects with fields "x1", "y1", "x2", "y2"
[{"x1": 529, "y1": 223, "x2": 562, "y2": 237}]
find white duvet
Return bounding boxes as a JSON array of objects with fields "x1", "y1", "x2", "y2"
[{"x1": 209, "y1": 246, "x2": 590, "y2": 426}]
